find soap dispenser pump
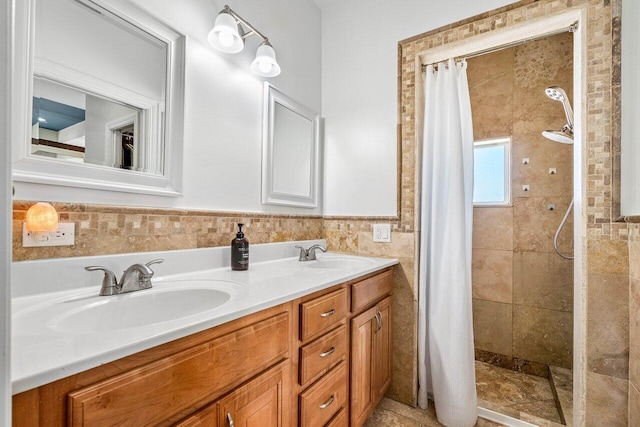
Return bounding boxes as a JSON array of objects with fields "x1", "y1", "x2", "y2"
[{"x1": 231, "y1": 223, "x2": 249, "y2": 271}]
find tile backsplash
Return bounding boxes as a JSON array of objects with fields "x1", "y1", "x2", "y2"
[{"x1": 12, "y1": 201, "x2": 323, "y2": 261}]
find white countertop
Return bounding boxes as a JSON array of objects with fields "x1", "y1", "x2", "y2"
[{"x1": 11, "y1": 240, "x2": 397, "y2": 394}]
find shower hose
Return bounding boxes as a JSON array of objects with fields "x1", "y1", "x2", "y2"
[{"x1": 553, "y1": 198, "x2": 574, "y2": 260}]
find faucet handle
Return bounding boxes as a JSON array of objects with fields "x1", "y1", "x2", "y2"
[
  {"x1": 85, "y1": 266, "x2": 119, "y2": 296},
  {"x1": 145, "y1": 259, "x2": 164, "y2": 271}
]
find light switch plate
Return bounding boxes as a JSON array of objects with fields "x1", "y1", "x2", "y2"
[
  {"x1": 23, "y1": 222, "x2": 75, "y2": 247},
  {"x1": 373, "y1": 224, "x2": 391, "y2": 243}
]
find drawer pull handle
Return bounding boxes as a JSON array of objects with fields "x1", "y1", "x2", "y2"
[
  {"x1": 227, "y1": 413, "x2": 235, "y2": 427},
  {"x1": 320, "y1": 347, "x2": 336, "y2": 358},
  {"x1": 320, "y1": 309, "x2": 335, "y2": 318},
  {"x1": 319, "y1": 394, "x2": 335, "y2": 409}
]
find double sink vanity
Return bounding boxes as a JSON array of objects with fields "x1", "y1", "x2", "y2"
[{"x1": 11, "y1": 240, "x2": 397, "y2": 426}]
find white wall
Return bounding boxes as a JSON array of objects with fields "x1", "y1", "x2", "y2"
[
  {"x1": 17, "y1": 0, "x2": 322, "y2": 215},
  {"x1": 1, "y1": 0, "x2": 12, "y2": 421},
  {"x1": 320, "y1": 0, "x2": 516, "y2": 216}
]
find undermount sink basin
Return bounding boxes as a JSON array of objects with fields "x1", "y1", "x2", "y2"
[
  {"x1": 305, "y1": 256, "x2": 374, "y2": 270},
  {"x1": 35, "y1": 280, "x2": 244, "y2": 333}
]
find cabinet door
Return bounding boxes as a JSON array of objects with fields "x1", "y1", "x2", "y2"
[
  {"x1": 216, "y1": 361, "x2": 290, "y2": 427},
  {"x1": 373, "y1": 296, "x2": 392, "y2": 403},
  {"x1": 350, "y1": 306, "x2": 377, "y2": 427}
]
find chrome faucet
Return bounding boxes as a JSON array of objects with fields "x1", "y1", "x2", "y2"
[
  {"x1": 295, "y1": 244, "x2": 327, "y2": 261},
  {"x1": 85, "y1": 259, "x2": 164, "y2": 296}
]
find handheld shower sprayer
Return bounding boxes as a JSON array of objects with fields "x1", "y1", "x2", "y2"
[{"x1": 542, "y1": 86, "x2": 574, "y2": 145}]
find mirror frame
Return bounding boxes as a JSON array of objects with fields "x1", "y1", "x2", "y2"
[
  {"x1": 261, "y1": 83, "x2": 320, "y2": 208},
  {"x1": 12, "y1": 0, "x2": 185, "y2": 197}
]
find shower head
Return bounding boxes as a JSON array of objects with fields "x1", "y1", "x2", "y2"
[
  {"x1": 542, "y1": 129, "x2": 574, "y2": 144},
  {"x1": 545, "y1": 86, "x2": 574, "y2": 129}
]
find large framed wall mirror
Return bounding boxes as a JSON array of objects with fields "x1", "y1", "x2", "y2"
[
  {"x1": 262, "y1": 84, "x2": 320, "y2": 208},
  {"x1": 12, "y1": 0, "x2": 185, "y2": 196}
]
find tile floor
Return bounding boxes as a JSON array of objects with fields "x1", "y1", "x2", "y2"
[
  {"x1": 364, "y1": 397, "x2": 504, "y2": 427},
  {"x1": 365, "y1": 361, "x2": 570, "y2": 427},
  {"x1": 475, "y1": 361, "x2": 564, "y2": 426}
]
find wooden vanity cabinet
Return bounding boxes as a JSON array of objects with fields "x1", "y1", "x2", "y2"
[
  {"x1": 349, "y1": 271, "x2": 393, "y2": 427},
  {"x1": 12, "y1": 266, "x2": 394, "y2": 427},
  {"x1": 12, "y1": 303, "x2": 293, "y2": 427},
  {"x1": 176, "y1": 360, "x2": 291, "y2": 427},
  {"x1": 294, "y1": 267, "x2": 393, "y2": 427}
]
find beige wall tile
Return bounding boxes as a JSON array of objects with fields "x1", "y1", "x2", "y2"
[
  {"x1": 630, "y1": 277, "x2": 640, "y2": 387},
  {"x1": 387, "y1": 257, "x2": 417, "y2": 405},
  {"x1": 513, "y1": 305, "x2": 572, "y2": 368},
  {"x1": 467, "y1": 47, "x2": 514, "y2": 141},
  {"x1": 587, "y1": 239, "x2": 629, "y2": 276},
  {"x1": 324, "y1": 229, "x2": 359, "y2": 254},
  {"x1": 472, "y1": 249, "x2": 513, "y2": 303},
  {"x1": 587, "y1": 273, "x2": 629, "y2": 379},
  {"x1": 513, "y1": 196, "x2": 573, "y2": 253},
  {"x1": 630, "y1": 240, "x2": 640, "y2": 280},
  {"x1": 473, "y1": 299, "x2": 513, "y2": 356},
  {"x1": 357, "y1": 231, "x2": 414, "y2": 259},
  {"x1": 473, "y1": 207, "x2": 513, "y2": 251},
  {"x1": 586, "y1": 371, "x2": 628, "y2": 427},
  {"x1": 630, "y1": 383, "x2": 640, "y2": 427},
  {"x1": 513, "y1": 251, "x2": 573, "y2": 312},
  {"x1": 511, "y1": 136, "x2": 573, "y2": 199}
]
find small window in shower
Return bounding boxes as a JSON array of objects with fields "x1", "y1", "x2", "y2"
[{"x1": 473, "y1": 137, "x2": 511, "y2": 206}]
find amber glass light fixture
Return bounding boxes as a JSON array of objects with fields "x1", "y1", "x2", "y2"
[{"x1": 25, "y1": 202, "x2": 59, "y2": 232}]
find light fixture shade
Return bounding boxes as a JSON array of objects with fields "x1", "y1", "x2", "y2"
[
  {"x1": 208, "y1": 12, "x2": 244, "y2": 53},
  {"x1": 250, "y1": 42, "x2": 281, "y2": 77},
  {"x1": 25, "y1": 202, "x2": 58, "y2": 232}
]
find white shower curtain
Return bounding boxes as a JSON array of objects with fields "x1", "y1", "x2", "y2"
[{"x1": 417, "y1": 58, "x2": 477, "y2": 427}]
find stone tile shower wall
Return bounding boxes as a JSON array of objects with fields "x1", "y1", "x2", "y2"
[
  {"x1": 400, "y1": 0, "x2": 630, "y2": 423},
  {"x1": 468, "y1": 34, "x2": 574, "y2": 376},
  {"x1": 12, "y1": 201, "x2": 324, "y2": 261}
]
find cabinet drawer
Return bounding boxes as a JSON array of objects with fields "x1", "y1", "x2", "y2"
[
  {"x1": 300, "y1": 288, "x2": 347, "y2": 341},
  {"x1": 299, "y1": 362, "x2": 347, "y2": 427},
  {"x1": 351, "y1": 269, "x2": 393, "y2": 313},
  {"x1": 68, "y1": 312, "x2": 290, "y2": 426},
  {"x1": 326, "y1": 408, "x2": 348, "y2": 427},
  {"x1": 299, "y1": 325, "x2": 347, "y2": 387}
]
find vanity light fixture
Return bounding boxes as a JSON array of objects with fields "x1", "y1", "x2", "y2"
[{"x1": 208, "y1": 5, "x2": 281, "y2": 77}]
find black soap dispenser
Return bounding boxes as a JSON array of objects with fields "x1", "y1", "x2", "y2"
[{"x1": 231, "y1": 223, "x2": 249, "y2": 271}]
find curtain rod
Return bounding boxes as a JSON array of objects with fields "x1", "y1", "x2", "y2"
[{"x1": 421, "y1": 23, "x2": 578, "y2": 72}]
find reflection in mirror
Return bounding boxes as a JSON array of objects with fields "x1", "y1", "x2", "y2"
[
  {"x1": 262, "y1": 83, "x2": 320, "y2": 208},
  {"x1": 32, "y1": 77, "x2": 145, "y2": 171},
  {"x1": 12, "y1": 0, "x2": 185, "y2": 196}
]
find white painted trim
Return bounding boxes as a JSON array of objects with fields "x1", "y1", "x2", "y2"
[
  {"x1": 478, "y1": 407, "x2": 537, "y2": 427},
  {"x1": 414, "y1": 6, "x2": 587, "y2": 426},
  {"x1": 1, "y1": 0, "x2": 12, "y2": 421},
  {"x1": 105, "y1": 112, "x2": 139, "y2": 169},
  {"x1": 11, "y1": 0, "x2": 185, "y2": 197},
  {"x1": 262, "y1": 82, "x2": 321, "y2": 208},
  {"x1": 621, "y1": 0, "x2": 640, "y2": 215},
  {"x1": 419, "y1": 9, "x2": 582, "y2": 65}
]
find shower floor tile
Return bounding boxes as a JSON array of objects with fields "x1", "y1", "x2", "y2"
[{"x1": 476, "y1": 361, "x2": 564, "y2": 425}]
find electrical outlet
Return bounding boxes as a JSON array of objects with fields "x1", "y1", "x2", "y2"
[
  {"x1": 373, "y1": 224, "x2": 391, "y2": 243},
  {"x1": 23, "y1": 222, "x2": 75, "y2": 247}
]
